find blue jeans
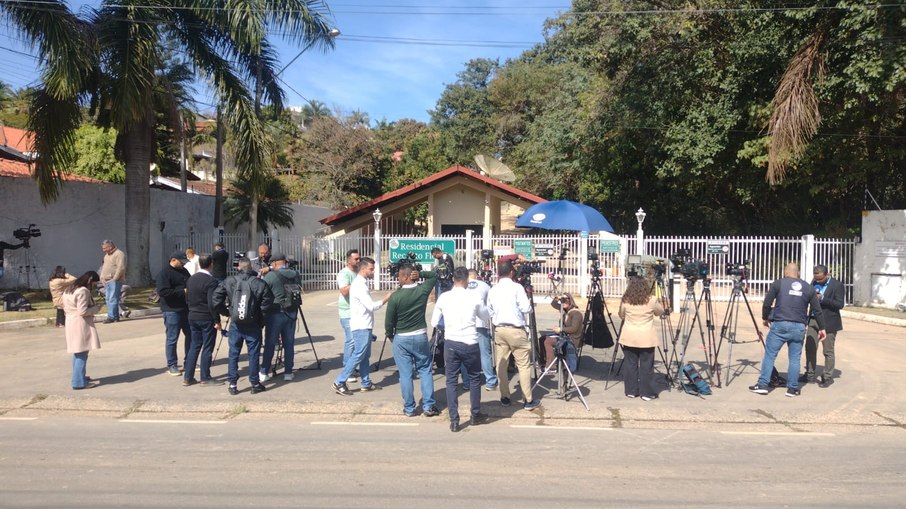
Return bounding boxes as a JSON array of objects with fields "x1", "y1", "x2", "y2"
[
  {"x1": 336, "y1": 328, "x2": 373, "y2": 387},
  {"x1": 477, "y1": 327, "x2": 498, "y2": 388},
  {"x1": 106, "y1": 280, "x2": 122, "y2": 320},
  {"x1": 71, "y1": 351, "x2": 89, "y2": 389},
  {"x1": 163, "y1": 310, "x2": 190, "y2": 369},
  {"x1": 758, "y1": 321, "x2": 806, "y2": 390},
  {"x1": 186, "y1": 320, "x2": 217, "y2": 381},
  {"x1": 263, "y1": 311, "x2": 296, "y2": 375},
  {"x1": 227, "y1": 322, "x2": 262, "y2": 385},
  {"x1": 339, "y1": 317, "x2": 354, "y2": 364},
  {"x1": 444, "y1": 340, "x2": 482, "y2": 424},
  {"x1": 392, "y1": 333, "x2": 436, "y2": 414}
]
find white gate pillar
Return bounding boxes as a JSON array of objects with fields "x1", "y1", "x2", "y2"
[{"x1": 801, "y1": 234, "x2": 815, "y2": 275}]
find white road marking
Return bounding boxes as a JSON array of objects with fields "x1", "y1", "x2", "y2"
[
  {"x1": 510, "y1": 425, "x2": 611, "y2": 431},
  {"x1": 118, "y1": 419, "x2": 226, "y2": 425},
  {"x1": 720, "y1": 431, "x2": 835, "y2": 437},
  {"x1": 0, "y1": 417, "x2": 38, "y2": 421},
  {"x1": 311, "y1": 421, "x2": 419, "y2": 427}
]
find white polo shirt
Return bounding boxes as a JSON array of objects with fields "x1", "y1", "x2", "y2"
[{"x1": 349, "y1": 275, "x2": 383, "y2": 331}]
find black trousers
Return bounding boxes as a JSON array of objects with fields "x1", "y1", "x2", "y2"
[
  {"x1": 444, "y1": 340, "x2": 481, "y2": 424},
  {"x1": 623, "y1": 346, "x2": 655, "y2": 397}
]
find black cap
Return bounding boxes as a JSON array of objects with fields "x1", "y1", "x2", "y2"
[
  {"x1": 271, "y1": 253, "x2": 287, "y2": 262},
  {"x1": 170, "y1": 250, "x2": 189, "y2": 263}
]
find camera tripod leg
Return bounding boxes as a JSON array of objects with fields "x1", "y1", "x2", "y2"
[
  {"x1": 213, "y1": 318, "x2": 230, "y2": 362},
  {"x1": 373, "y1": 335, "x2": 390, "y2": 371},
  {"x1": 296, "y1": 306, "x2": 320, "y2": 370}
]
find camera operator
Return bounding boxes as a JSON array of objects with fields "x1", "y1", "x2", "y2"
[
  {"x1": 384, "y1": 265, "x2": 440, "y2": 417},
  {"x1": 750, "y1": 263, "x2": 826, "y2": 398},
  {"x1": 487, "y1": 261, "x2": 541, "y2": 410},
  {"x1": 251, "y1": 243, "x2": 271, "y2": 275},
  {"x1": 467, "y1": 269, "x2": 497, "y2": 391},
  {"x1": 431, "y1": 267, "x2": 491, "y2": 432},
  {"x1": 431, "y1": 247, "x2": 454, "y2": 297},
  {"x1": 260, "y1": 253, "x2": 301, "y2": 382},
  {"x1": 496, "y1": 253, "x2": 526, "y2": 274},
  {"x1": 618, "y1": 278, "x2": 665, "y2": 400},
  {"x1": 210, "y1": 242, "x2": 228, "y2": 282},
  {"x1": 542, "y1": 293, "x2": 583, "y2": 372}
]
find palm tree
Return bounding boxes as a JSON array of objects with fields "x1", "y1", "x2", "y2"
[
  {"x1": 300, "y1": 99, "x2": 331, "y2": 128},
  {"x1": 1, "y1": 0, "x2": 335, "y2": 285},
  {"x1": 223, "y1": 175, "x2": 295, "y2": 233}
]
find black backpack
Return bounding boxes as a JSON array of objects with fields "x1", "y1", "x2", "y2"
[
  {"x1": 229, "y1": 277, "x2": 258, "y2": 325},
  {"x1": 1, "y1": 292, "x2": 31, "y2": 311},
  {"x1": 277, "y1": 271, "x2": 302, "y2": 311}
]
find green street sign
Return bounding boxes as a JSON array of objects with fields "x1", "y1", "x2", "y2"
[
  {"x1": 514, "y1": 239, "x2": 533, "y2": 259},
  {"x1": 388, "y1": 238, "x2": 456, "y2": 264},
  {"x1": 600, "y1": 240, "x2": 620, "y2": 253}
]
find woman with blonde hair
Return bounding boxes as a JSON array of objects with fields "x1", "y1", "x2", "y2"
[
  {"x1": 48, "y1": 266, "x2": 76, "y2": 327},
  {"x1": 618, "y1": 277, "x2": 664, "y2": 400},
  {"x1": 63, "y1": 271, "x2": 102, "y2": 390}
]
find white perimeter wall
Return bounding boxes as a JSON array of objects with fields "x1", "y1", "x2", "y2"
[
  {"x1": 0, "y1": 177, "x2": 214, "y2": 289},
  {"x1": 853, "y1": 209, "x2": 906, "y2": 308}
]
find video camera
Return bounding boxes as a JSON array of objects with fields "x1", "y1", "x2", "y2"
[
  {"x1": 670, "y1": 249, "x2": 709, "y2": 280},
  {"x1": 232, "y1": 251, "x2": 248, "y2": 271},
  {"x1": 13, "y1": 224, "x2": 40, "y2": 248},
  {"x1": 725, "y1": 260, "x2": 750, "y2": 278},
  {"x1": 626, "y1": 254, "x2": 668, "y2": 279},
  {"x1": 390, "y1": 251, "x2": 423, "y2": 277}
]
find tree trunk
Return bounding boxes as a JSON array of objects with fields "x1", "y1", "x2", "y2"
[
  {"x1": 249, "y1": 191, "x2": 259, "y2": 250},
  {"x1": 214, "y1": 105, "x2": 224, "y2": 228},
  {"x1": 122, "y1": 116, "x2": 154, "y2": 286}
]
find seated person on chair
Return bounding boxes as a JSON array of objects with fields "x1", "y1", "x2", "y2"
[{"x1": 542, "y1": 293, "x2": 583, "y2": 372}]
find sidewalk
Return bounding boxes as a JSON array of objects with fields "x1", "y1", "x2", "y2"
[{"x1": 1, "y1": 290, "x2": 904, "y2": 432}]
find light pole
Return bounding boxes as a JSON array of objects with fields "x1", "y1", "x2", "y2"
[
  {"x1": 373, "y1": 208, "x2": 382, "y2": 290},
  {"x1": 635, "y1": 208, "x2": 646, "y2": 256}
]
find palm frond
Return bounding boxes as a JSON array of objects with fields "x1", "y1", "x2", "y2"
[
  {"x1": 27, "y1": 87, "x2": 82, "y2": 203},
  {"x1": 224, "y1": 175, "x2": 294, "y2": 232},
  {"x1": 265, "y1": 0, "x2": 335, "y2": 51}
]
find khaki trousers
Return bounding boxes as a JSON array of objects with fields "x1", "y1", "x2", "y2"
[{"x1": 494, "y1": 326, "x2": 533, "y2": 403}]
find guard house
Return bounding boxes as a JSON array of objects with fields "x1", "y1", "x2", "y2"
[{"x1": 319, "y1": 165, "x2": 546, "y2": 243}]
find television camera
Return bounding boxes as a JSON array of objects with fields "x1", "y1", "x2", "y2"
[
  {"x1": 389, "y1": 251, "x2": 423, "y2": 277},
  {"x1": 514, "y1": 260, "x2": 543, "y2": 289},
  {"x1": 625, "y1": 254, "x2": 668, "y2": 279},
  {"x1": 13, "y1": 224, "x2": 41, "y2": 248},
  {"x1": 725, "y1": 260, "x2": 750, "y2": 278},
  {"x1": 670, "y1": 249, "x2": 709, "y2": 280},
  {"x1": 478, "y1": 249, "x2": 495, "y2": 283}
]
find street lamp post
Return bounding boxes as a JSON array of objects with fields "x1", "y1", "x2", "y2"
[
  {"x1": 373, "y1": 208, "x2": 382, "y2": 290},
  {"x1": 635, "y1": 208, "x2": 646, "y2": 256}
]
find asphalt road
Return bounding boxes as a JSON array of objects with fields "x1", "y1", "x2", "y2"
[{"x1": 1, "y1": 415, "x2": 905, "y2": 508}]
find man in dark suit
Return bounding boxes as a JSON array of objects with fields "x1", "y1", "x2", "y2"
[
  {"x1": 184, "y1": 255, "x2": 223, "y2": 386},
  {"x1": 805, "y1": 264, "x2": 845, "y2": 387}
]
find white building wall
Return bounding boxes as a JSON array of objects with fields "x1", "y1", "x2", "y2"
[
  {"x1": 853, "y1": 209, "x2": 906, "y2": 308},
  {"x1": 432, "y1": 185, "x2": 488, "y2": 233}
]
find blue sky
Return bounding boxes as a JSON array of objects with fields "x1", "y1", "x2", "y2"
[{"x1": 0, "y1": 1, "x2": 566, "y2": 123}]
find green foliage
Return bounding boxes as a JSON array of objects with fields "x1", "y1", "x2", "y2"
[
  {"x1": 71, "y1": 125, "x2": 125, "y2": 183},
  {"x1": 429, "y1": 58, "x2": 499, "y2": 165},
  {"x1": 224, "y1": 175, "x2": 295, "y2": 233}
]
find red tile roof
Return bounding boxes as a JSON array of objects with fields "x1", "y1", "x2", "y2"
[
  {"x1": 0, "y1": 159, "x2": 104, "y2": 183},
  {"x1": 320, "y1": 165, "x2": 546, "y2": 225},
  {"x1": 0, "y1": 126, "x2": 34, "y2": 153}
]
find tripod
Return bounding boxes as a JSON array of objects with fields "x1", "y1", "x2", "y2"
[
  {"x1": 580, "y1": 272, "x2": 617, "y2": 363},
  {"x1": 719, "y1": 276, "x2": 769, "y2": 386},
  {"x1": 532, "y1": 338, "x2": 589, "y2": 410},
  {"x1": 669, "y1": 277, "x2": 719, "y2": 387}
]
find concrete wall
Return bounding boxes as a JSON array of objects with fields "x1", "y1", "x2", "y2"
[
  {"x1": 433, "y1": 185, "x2": 488, "y2": 232},
  {"x1": 0, "y1": 177, "x2": 214, "y2": 289},
  {"x1": 853, "y1": 210, "x2": 906, "y2": 308}
]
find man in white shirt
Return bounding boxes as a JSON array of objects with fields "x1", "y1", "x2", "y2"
[
  {"x1": 487, "y1": 261, "x2": 540, "y2": 410},
  {"x1": 467, "y1": 269, "x2": 497, "y2": 391},
  {"x1": 431, "y1": 267, "x2": 491, "y2": 432},
  {"x1": 332, "y1": 257, "x2": 392, "y2": 396}
]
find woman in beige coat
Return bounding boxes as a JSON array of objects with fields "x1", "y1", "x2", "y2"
[
  {"x1": 48, "y1": 266, "x2": 76, "y2": 327},
  {"x1": 63, "y1": 271, "x2": 101, "y2": 390},
  {"x1": 618, "y1": 277, "x2": 664, "y2": 400}
]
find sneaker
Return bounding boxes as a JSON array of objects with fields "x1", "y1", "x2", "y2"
[
  {"x1": 167, "y1": 366, "x2": 181, "y2": 376},
  {"x1": 483, "y1": 384, "x2": 498, "y2": 392},
  {"x1": 228, "y1": 385, "x2": 239, "y2": 396},
  {"x1": 360, "y1": 383, "x2": 382, "y2": 392},
  {"x1": 749, "y1": 384, "x2": 769, "y2": 395},
  {"x1": 259, "y1": 371, "x2": 270, "y2": 382},
  {"x1": 182, "y1": 378, "x2": 198, "y2": 387},
  {"x1": 423, "y1": 406, "x2": 440, "y2": 417},
  {"x1": 349, "y1": 370, "x2": 360, "y2": 383},
  {"x1": 786, "y1": 388, "x2": 801, "y2": 398},
  {"x1": 251, "y1": 383, "x2": 267, "y2": 394},
  {"x1": 404, "y1": 410, "x2": 417, "y2": 417},
  {"x1": 73, "y1": 381, "x2": 100, "y2": 390},
  {"x1": 523, "y1": 399, "x2": 541, "y2": 410},
  {"x1": 470, "y1": 413, "x2": 489, "y2": 426},
  {"x1": 103, "y1": 318, "x2": 117, "y2": 324},
  {"x1": 626, "y1": 394, "x2": 638, "y2": 399},
  {"x1": 818, "y1": 377, "x2": 834, "y2": 388},
  {"x1": 122, "y1": 310, "x2": 131, "y2": 318},
  {"x1": 199, "y1": 379, "x2": 224, "y2": 386},
  {"x1": 641, "y1": 395, "x2": 658, "y2": 402},
  {"x1": 500, "y1": 397, "x2": 511, "y2": 407},
  {"x1": 333, "y1": 382, "x2": 353, "y2": 396},
  {"x1": 283, "y1": 373, "x2": 295, "y2": 382}
]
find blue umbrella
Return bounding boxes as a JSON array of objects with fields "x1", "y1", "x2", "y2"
[{"x1": 515, "y1": 200, "x2": 614, "y2": 232}]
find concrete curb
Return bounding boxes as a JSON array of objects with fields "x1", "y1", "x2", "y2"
[
  {"x1": 841, "y1": 309, "x2": 906, "y2": 328},
  {"x1": 0, "y1": 307, "x2": 162, "y2": 331}
]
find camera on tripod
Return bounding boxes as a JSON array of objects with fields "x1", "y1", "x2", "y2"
[
  {"x1": 232, "y1": 251, "x2": 247, "y2": 270},
  {"x1": 390, "y1": 251, "x2": 423, "y2": 277},
  {"x1": 514, "y1": 260, "x2": 543, "y2": 288},
  {"x1": 13, "y1": 224, "x2": 41, "y2": 248},
  {"x1": 670, "y1": 249, "x2": 709, "y2": 280},
  {"x1": 725, "y1": 260, "x2": 750, "y2": 278},
  {"x1": 626, "y1": 254, "x2": 668, "y2": 279}
]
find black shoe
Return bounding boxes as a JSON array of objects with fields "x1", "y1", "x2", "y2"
[
  {"x1": 798, "y1": 374, "x2": 809, "y2": 383},
  {"x1": 500, "y1": 397, "x2": 511, "y2": 407},
  {"x1": 251, "y1": 383, "x2": 266, "y2": 394},
  {"x1": 749, "y1": 384, "x2": 769, "y2": 395},
  {"x1": 450, "y1": 421, "x2": 460, "y2": 433},
  {"x1": 424, "y1": 406, "x2": 440, "y2": 417},
  {"x1": 103, "y1": 318, "x2": 116, "y2": 324},
  {"x1": 819, "y1": 377, "x2": 834, "y2": 388},
  {"x1": 228, "y1": 385, "x2": 239, "y2": 396},
  {"x1": 786, "y1": 388, "x2": 801, "y2": 398},
  {"x1": 199, "y1": 379, "x2": 224, "y2": 386},
  {"x1": 523, "y1": 399, "x2": 541, "y2": 410},
  {"x1": 182, "y1": 378, "x2": 198, "y2": 387},
  {"x1": 470, "y1": 413, "x2": 488, "y2": 426},
  {"x1": 333, "y1": 382, "x2": 353, "y2": 396}
]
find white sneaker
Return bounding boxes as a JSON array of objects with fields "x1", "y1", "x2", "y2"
[
  {"x1": 259, "y1": 371, "x2": 270, "y2": 382},
  {"x1": 283, "y1": 373, "x2": 294, "y2": 381}
]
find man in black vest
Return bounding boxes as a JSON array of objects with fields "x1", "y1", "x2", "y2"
[
  {"x1": 805, "y1": 264, "x2": 845, "y2": 387},
  {"x1": 157, "y1": 250, "x2": 191, "y2": 377},
  {"x1": 751, "y1": 263, "x2": 826, "y2": 397},
  {"x1": 184, "y1": 255, "x2": 223, "y2": 386}
]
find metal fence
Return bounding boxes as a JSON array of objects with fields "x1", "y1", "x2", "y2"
[{"x1": 162, "y1": 232, "x2": 856, "y2": 303}]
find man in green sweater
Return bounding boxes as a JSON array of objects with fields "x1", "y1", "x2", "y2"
[{"x1": 385, "y1": 265, "x2": 440, "y2": 417}]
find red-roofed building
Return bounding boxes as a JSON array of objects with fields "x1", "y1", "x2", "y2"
[
  {"x1": 0, "y1": 126, "x2": 34, "y2": 155},
  {"x1": 0, "y1": 158, "x2": 103, "y2": 183},
  {"x1": 319, "y1": 165, "x2": 546, "y2": 239}
]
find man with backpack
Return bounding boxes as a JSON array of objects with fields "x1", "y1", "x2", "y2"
[
  {"x1": 213, "y1": 258, "x2": 274, "y2": 395},
  {"x1": 261, "y1": 253, "x2": 302, "y2": 382}
]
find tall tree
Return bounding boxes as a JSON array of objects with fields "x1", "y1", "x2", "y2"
[{"x1": 429, "y1": 58, "x2": 499, "y2": 165}]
